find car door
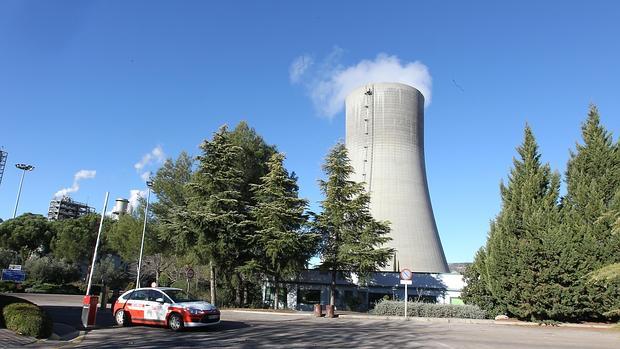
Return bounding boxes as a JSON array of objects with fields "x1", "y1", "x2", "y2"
[
  {"x1": 144, "y1": 290, "x2": 169, "y2": 323},
  {"x1": 125, "y1": 289, "x2": 149, "y2": 323}
]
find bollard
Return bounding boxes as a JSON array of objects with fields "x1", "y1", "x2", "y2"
[
  {"x1": 325, "y1": 304, "x2": 335, "y2": 318},
  {"x1": 314, "y1": 304, "x2": 323, "y2": 317}
]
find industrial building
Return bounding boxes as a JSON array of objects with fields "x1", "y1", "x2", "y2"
[
  {"x1": 111, "y1": 198, "x2": 130, "y2": 219},
  {"x1": 48, "y1": 196, "x2": 94, "y2": 220},
  {"x1": 345, "y1": 82, "x2": 448, "y2": 273},
  {"x1": 263, "y1": 270, "x2": 465, "y2": 311}
]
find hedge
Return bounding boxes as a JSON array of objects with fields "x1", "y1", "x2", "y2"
[
  {"x1": 372, "y1": 300, "x2": 487, "y2": 319},
  {"x1": 25, "y1": 283, "x2": 82, "y2": 295},
  {"x1": 0, "y1": 295, "x2": 53, "y2": 338},
  {"x1": 0, "y1": 281, "x2": 24, "y2": 293}
]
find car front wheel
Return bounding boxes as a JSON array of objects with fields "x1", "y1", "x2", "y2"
[
  {"x1": 168, "y1": 313, "x2": 184, "y2": 331},
  {"x1": 115, "y1": 309, "x2": 131, "y2": 327}
]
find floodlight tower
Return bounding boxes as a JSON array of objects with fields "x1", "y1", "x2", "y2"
[
  {"x1": 13, "y1": 163, "x2": 35, "y2": 219},
  {"x1": 136, "y1": 179, "x2": 154, "y2": 288},
  {"x1": 0, "y1": 149, "x2": 7, "y2": 187}
]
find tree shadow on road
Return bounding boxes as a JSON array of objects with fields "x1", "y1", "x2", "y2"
[{"x1": 61, "y1": 317, "x2": 446, "y2": 348}]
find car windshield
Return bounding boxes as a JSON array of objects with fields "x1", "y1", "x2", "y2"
[{"x1": 165, "y1": 289, "x2": 201, "y2": 303}]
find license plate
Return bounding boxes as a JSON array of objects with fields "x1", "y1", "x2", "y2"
[{"x1": 208, "y1": 315, "x2": 219, "y2": 319}]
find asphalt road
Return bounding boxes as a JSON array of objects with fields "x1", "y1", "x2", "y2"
[{"x1": 8, "y1": 293, "x2": 620, "y2": 349}]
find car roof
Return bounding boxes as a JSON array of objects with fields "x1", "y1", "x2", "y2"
[
  {"x1": 120, "y1": 287, "x2": 181, "y2": 295},
  {"x1": 135, "y1": 287, "x2": 181, "y2": 292}
]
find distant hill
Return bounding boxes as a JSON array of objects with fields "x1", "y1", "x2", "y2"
[{"x1": 448, "y1": 263, "x2": 471, "y2": 274}]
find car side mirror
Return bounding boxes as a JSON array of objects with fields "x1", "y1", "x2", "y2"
[{"x1": 155, "y1": 297, "x2": 165, "y2": 303}]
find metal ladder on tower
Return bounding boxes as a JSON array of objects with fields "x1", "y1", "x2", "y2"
[{"x1": 362, "y1": 87, "x2": 374, "y2": 193}]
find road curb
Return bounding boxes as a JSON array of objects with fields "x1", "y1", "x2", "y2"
[
  {"x1": 225, "y1": 310, "x2": 615, "y2": 329},
  {"x1": 226, "y1": 309, "x2": 312, "y2": 317}
]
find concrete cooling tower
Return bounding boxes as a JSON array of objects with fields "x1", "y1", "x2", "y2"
[{"x1": 345, "y1": 82, "x2": 449, "y2": 273}]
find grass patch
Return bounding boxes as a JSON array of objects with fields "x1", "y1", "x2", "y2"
[{"x1": 0, "y1": 295, "x2": 53, "y2": 338}]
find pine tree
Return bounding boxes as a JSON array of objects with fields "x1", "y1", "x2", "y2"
[
  {"x1": 556, "y1": 105, "x2": 620, "y2": 320},
  {"x1": 244, "y1": 152, "x2": 318, "y2": 309},
  {"x1": 185, "y1": 125, "x2": 248, "y2": 305},
  {"x1": 313, "y1": 143, "x2": 394, "y2": 306},
  {"x1": 481, "y1": 126, "x2": 561, "y2": 320},
  {"x1": 227, "y1": 122, "x2": 277, "y2": 304}
]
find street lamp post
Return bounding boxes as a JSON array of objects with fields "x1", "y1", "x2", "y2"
[
  {"x1": 13, "y1": 163, "x2": 34, "y2": 219},
  {"x1": 136, "y1": 180, "x2": 153, "y2": 288}
]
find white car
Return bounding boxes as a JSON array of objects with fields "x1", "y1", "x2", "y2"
[{"x1": 113, "y1": 287, "x2": 220, "y2": 331}]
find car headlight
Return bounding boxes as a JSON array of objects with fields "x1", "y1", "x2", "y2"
[{"x1": 185, "y1": 307, "x2": 202, "y2": 315}]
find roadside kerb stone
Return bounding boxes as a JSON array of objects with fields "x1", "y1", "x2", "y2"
[
  {"x1": 227, "y1": 309, "x2": 312, "y2": 317},
  {"x1": 226, "y1": 310, "x2": 615, "y2": 329}
]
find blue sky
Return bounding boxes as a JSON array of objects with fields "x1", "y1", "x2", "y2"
[{"x1": 1, "y1": 1, "x2": 619, "y2": 263}]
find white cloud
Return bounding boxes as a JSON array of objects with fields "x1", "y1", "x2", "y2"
[
  {"x1": 134, "y1": 146, "x2": 165, "y2": 171},
  {"x1": 54, "y1": 170, "x2": 96, "y2": 198},
  {"x1": 134, "y1": 146, "x2": 165, "y2": 182},
  {"x1": 291, "y1": 50, "x2": 432, "y2": 118},
  {"x1": 128, "y1": 189, "x2": 147, "y2": 212},
  {"x1": 140, "y1": 171, "x2": 152, "y2": 182},
  {"x1": 289, "y1": 54, "x2": 313, "y2": 83}
]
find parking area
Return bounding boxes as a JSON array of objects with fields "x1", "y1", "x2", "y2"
[
  {"x1": 6, "y1": 294, "x2": 620, "y2": 349},
  {"x1": 58, "y1": 311, "x2": 619, "y2": 349}
]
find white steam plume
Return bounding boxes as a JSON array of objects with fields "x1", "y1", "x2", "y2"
[
  {"x1": 54, "y1": 170, "x2": 96, "y2": 198},
  {"x1": 128, "y1": 189, "x2": 147, "y2": 212},
  {"x1": 290, "y1": 51, "x2": 432, "y2": 118}
]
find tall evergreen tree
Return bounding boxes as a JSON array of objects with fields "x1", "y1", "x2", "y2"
[
  {"x1": 151, "y1": 151, "x2": 194, "y2": 224},
  {"x1": 244, "y1": 152, "x2": 318, "y2": 309},
  {"x1": 185, "y1": 125, "x2": 248, "y2": 305},
  {"x1": 313, "y1": 143, "x2": 394, "y2": 306},
  {"x1": 556, "y1": 105, "x2": 620, "y2": 320},
  {"x1": 468, "y1": 126, "x2": 561, "y2": 320},
  {"x1": 461, "y1": 247, "x2": 502, "y2": 315},
  {"x1": 227, "y1": 122, "x2": 277, "y2": 304}
]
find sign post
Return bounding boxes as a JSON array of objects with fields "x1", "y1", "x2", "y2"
[
  {"x1": 186, "y1": 267, "x2": 195, "y2": 293},
  {"x1": 399, "y1": 269, "x2": 413, "y2": 319}
]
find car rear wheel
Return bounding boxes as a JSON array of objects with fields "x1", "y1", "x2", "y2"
[
  {"x1": 115, "y1": 309, "x2": 131, "y2": 327},
  {"x1": 168, "y1": 313, "x2": 184, "y2": 331}
]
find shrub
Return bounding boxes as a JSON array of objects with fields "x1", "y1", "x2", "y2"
[
  {"x1": 24, "y1": 283, "x2": 82, "y2": 295},
  {"x1": 0, "y1": 248, "x2": 19, "y2": 269},
  {"x1": 372, "y1": 300, "x2": 487, "y2": 319},
  {"x1": 0, "y1": 281, "x2": 25, "y2": 293},
  {"x1": 24, "y1": 256, "x2": 80, "y2": 284},
  {"x1": 2, "y1": 302, "x2": 52, "y2": 338}
]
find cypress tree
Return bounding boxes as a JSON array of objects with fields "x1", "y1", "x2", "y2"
[
  {"x1": 482, "y1": 125, "x2": 561, "y2": 320},
  {"x1": 462, "y1": 247, "x2": 502, "y2": 316},
  {"x1": 556, "y1": 105, "x2": 620, "y2": 320}
]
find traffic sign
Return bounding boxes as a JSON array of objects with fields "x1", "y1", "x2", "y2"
[
  {"x1": 2, "y1": 269, "x2": 26, "y2": 282},
  {"x1": 186, "y1": 268, "x2": 195, "y2": 279},
  {"x1": 400, "y1": 279, "x2": 412, "y2": 285},
  {"x1": 400, "y1": 268, "x2": 413, "y2": 280},
  {"x1": 8, "y1": 264, "x2": 21, "y2": 271}
]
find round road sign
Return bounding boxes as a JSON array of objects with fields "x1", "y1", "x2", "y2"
[
  {"x1": 186, "y1": 268, "x2": 195, "y2": 279},
  {"x1": 400, "y1": 269, "x2": 413, "y2": 280}
]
